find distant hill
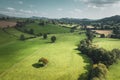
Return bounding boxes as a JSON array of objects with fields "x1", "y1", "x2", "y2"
[
  {"x1": 0, "y1": 14, "x2": 9, "y2": 18},
  {"x1": 31, "y1": 16, "x2": 49, "y2": 20},
  {"x1": 99, "y1": 15, "x2": 120, "y2": 22}
]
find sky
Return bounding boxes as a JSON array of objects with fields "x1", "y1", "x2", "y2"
[{"x1": 0, "y1": 0, "x2": 120, "y2": 19}]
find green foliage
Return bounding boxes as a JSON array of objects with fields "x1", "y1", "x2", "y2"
[
  {"x1": 43, "y1": 33, "x2": 47, "y2": 39},
  {"x1": 29, "y1": 28, "x2": 34, "y2": 34},
  {"x1": 86, "y1": 30, "x2": 94, "y2": 41},
  {"x1": 20, "y1": 34, "x2": 25, "y2": 40},
  {"x1": 51, "y1": 36, "x2": 56, "y2": 43},
  {"x1": 91, "y1": 63, "x2": 108, "y2": 80},
  {"x1": 100, "y1": 34, "x2": 105, "y2": 38},
  {"x1": 38, "y1": 57, "x2": 48, "y2": 65}
]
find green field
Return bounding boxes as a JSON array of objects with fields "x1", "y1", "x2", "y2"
[
  {"x1": 19, "y1": 23, "x2": 71, "y2": 34},
  {"x1": 0, "y1": 26, "x2": 91, "y2": 80},
  {"x1": 0, "y1": 22, "x2": 120, "y2": 80}
]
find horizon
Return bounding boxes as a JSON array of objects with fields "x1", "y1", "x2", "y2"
[{"x1": 0, "y1": 0, "x2": 120, "y2": 19}]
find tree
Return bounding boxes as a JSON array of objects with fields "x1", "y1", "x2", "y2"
[
  {"x1": 20, "y1": 34, "x2": 25, "y2": 40},
  {"x1": 90, "y1": 63, "x2": 108, "y2": 80},
  {"x1": 86, "y1": 30, "x2": 94, "y2": 41},
  {"x1": 43, "y1": 33, "x2": 47, "y2": 39},
  {"x1": 29, "y1": 29, "x2": 34, "y2": 34},
  {"x1": 100, "y1": 34, "x2": 105, "y2": 38},
  {"x1": 38, "y1": 57, "x2": 48, "y2": 66},
  {"x1": 51, "y1": 36, "x2": 56, "y2": 43}
]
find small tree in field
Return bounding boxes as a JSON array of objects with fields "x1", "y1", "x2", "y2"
[
  {"x1": 51, "y1": 36, "x2": 56, "y2": 43},
  {"x1": 20, "y1": 34, "x2": 25, "y2": 40},
  {"x1": 29, "y1": 29, "x2": 34, "y2": 34},
  {"x1": 43, "y1": 33, "x2": 47, "y2": 39},
  {"x1": 38, "y1": 57, "x2": 48, "y2": 66}
]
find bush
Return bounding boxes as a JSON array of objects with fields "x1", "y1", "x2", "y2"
[
  {"x1": 90, "y1": 63, "x2": 108, "y2": 80},
  {"x1": 29, "y1": 29, "x2": 34, "y2": 34},
  {"x1": 20, "y1": 34, "x2": 25, "y2": 40},
  {"x1": 100, "y1": 34, "x2": 105, "y2": 38},
  {"x1": 43, "y1": 33, "x2": 47, "y2": 39},
  {"x1": 38, "y1": 57, "x2": 48, "y2": 66},
  {"x1": 51, "y1": 36, "x2": 56, "y2": 43}
]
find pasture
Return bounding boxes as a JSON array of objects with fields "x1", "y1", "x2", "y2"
[{"x1": 0, "y1": 26, "x2": 91, "y2": 80}]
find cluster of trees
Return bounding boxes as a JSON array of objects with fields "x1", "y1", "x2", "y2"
[
  {"x1": 77, "y1": 29, "x2": 120, "y2": 80},
  {"x1": 86, "y1": 29, "x2": 95, "y2": 41},
  {"x1": 111, "y1": 26, "x2": 120, "y2": 39},
  {"x1": 78, "y1": 39, "x2": 120, "y2": 79}
]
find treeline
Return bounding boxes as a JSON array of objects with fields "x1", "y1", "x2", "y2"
[{"x1": 78, "y1": 30, "x2": 120, "y2": 80}]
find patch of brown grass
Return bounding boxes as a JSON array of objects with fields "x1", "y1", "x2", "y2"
[
  {"x1": 0, "y1": 21, "x2": 16, "y2": 28},
  {"x1": 92, "y1": 30, "x2": 113, "y2": 36}
]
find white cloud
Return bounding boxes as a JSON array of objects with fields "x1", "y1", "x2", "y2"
[
  {"x1": 57, "y1": 8, "x2": 63, "y2": 11},
  {"x1": 18, "y1": 1, "x2": 23, "y2": 4},
  {"x1": 6, "y1": 7, "x2": 15, "y2": 11},
  {"x1": 74, "y1": 9, "x2": 82, "y2": 13},
  {"x1": 19, "y1": 9, "x2": 33, "y2": 14},
  {"x1": 87, "y1": 5, "x2": 98, "y2": 8}
]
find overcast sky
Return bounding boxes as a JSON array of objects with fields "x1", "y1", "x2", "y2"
[{"x1": 0, "y1": 0, "x2": 120, "y2": 19}]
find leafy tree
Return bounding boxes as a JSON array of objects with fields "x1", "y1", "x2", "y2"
[
  {"x1": 38, "y1": 57, "x2": 48, "y2": 66},
  {"x1": 86, "y1": 30, "x2": 94, "y2": 41},
  {"x1": 100, "y1": 34, "x2": 105, "y2": 38},
  {"x1": 43, "y1": 33, "x2": 47, "y2": 39},
  {"x1": 29, "y1": 29, "x2": 34, "y2": 34},
  {"x1": 51, "y1": 36, "x2": 56, "y2": 43},
  {"x1": 20, "y1": 34, "x2": 25, "y2": 40},
  {"x1": 90, "y1": 63, "x2": 108, "y2": 80}
]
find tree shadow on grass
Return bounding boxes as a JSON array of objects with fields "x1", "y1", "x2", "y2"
[
  {"x1": 32, "y1": 63, "x2": 44, "y2": 68},
  {"x1": 75, "y1": 51, "x2": 93, "y2": 80}
]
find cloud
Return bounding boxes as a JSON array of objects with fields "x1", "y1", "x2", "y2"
[
  {"x1": 75, "y1": 0, "x2": 120, "y2": 7},
  {"x1": 74, "y1": 9, "x2": 82, "y2": 13},
  {"x1": 6, "y1": 7, "x2": 15, "y2": 11},
  {"x1": 57, "y1": 8, "x2": 63, "y2": 11},
  {"x1": 87, "y1": 0, "x2": 120, "y2": 6},
  {"x1": 19, "y1": 9, "x2": 33, "y2": 14},
  {"x1": 18, "y1": 1, "x2": 23, "y2": 4}
]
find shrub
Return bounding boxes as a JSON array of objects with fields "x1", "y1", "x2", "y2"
[
  {"x1": 90, "y1": 63, "x2": 108, "y2": 80},
  {"x1": 51, "y1": 36, "x2": 56, "y2": 43},
  {"x1": 29, "y1": 29, "x2": 34, "y2": 34},
  {"x1": 20, "y1": 34, "x2": 25, "y2": 40},
  {"x1": 43, "y1": 33, "x2": 47, "y2": 39},
  {"x1": 100, "y1": 34, "x2": 105, "y2": 38},
  {"x1": 38, "y1": 57, "x2": 48, "y2": 66}
]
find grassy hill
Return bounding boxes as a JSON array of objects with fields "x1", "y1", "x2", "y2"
[
  {"x1": 19, "y1": 23, "x2": 70, "y2": 34},
  {"x1": 0, "y1": 28, "x2": 32, "y2": 44}
]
